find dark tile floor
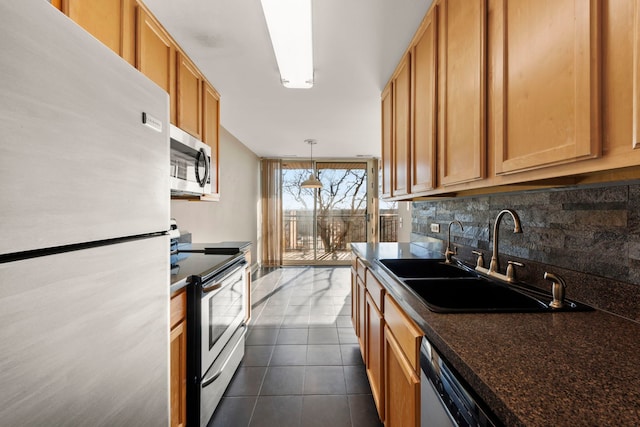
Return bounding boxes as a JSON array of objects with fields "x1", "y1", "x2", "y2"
[{"x1": 208, "y1": 267, "x2": 383, "y2": 427}]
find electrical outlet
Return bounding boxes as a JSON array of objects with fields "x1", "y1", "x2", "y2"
[{"x1": 430, "y1": 223, "x2": 440, "y2": 233}]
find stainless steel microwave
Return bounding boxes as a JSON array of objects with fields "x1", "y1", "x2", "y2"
[{"x1": 169, "y1": 125, "x2": 212, "y2": 196}]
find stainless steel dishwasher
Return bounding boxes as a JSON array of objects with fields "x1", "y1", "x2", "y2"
[{"x1": 420, "y1": 337, "x2": 501, "y2": 427}]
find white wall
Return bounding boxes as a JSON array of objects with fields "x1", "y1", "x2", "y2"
[{"x1": 170, "y1": 126, "x2": 261, "y2": 265}]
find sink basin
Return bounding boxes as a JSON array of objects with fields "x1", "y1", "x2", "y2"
[
  {"x1": 403, "y1": 278, "x2": 549, "y2": 313},
  {"x1": 377, "y1": 258, "x2": 477, "y2": 279}
]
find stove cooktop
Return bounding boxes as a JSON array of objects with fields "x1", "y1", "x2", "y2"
[{"x1": 170, "y1": 251, "x2": 243, "y2": 287}]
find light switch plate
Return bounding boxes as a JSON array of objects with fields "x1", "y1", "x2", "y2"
[{"x1": 430, "y1": 223, "x2": 440, "y2": 233}]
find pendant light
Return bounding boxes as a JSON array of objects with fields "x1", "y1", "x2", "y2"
[{"x1": 301, "y1": 139, "x2": 322, "y2": 188}]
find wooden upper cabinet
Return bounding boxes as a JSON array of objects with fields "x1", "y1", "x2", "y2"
[
  {"x1": 393, "y1": 55, "x2": 411, "y2": 197},
  {"x1": 381, "y1": 85, "x2": 393, "y2": 198},
  {"x1": 438, "y1": 0, "x2": 486, "y2": 186},
  {"x1": 136, "y1": 3, "x2": 176, "y2": 124},
  {"x1": 491, "y1": 0, "x2": 601, "y2": 174},
  {"x1": 62, "y1": 0, "x2": 126, "y2": 57},
  {"x1": 203, "y1": 81, "x2": 220, "y2": 197},
  {"x1": 411, "y1": 7, "x2": 438, "y2": 193},
  {"x1": 634, "y1": 0, "x2": 640, "y2": 150},
  {"x1": 176, "y1": 51, "x2": 203, "y2": 140}
]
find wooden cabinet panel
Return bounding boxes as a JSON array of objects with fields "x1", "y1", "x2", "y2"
[
  {"x1": 384, "y1": 294, "x2": 422, "y2": 371},
  {"x1": 170, "y1": 320, "x2": 186, "y2": 427},
  {"x1": 438, "y1": 0, "x2": 486, "y2": 186},
  {"x1": 203, "y1": 82, "x2": 220, "y2": 197},
  {"x1": 351, "y1": 268, "x2": 358, "y2": 334},
  {"x1": 492, "y1": 0, "x2": 601, "y2": 174},
  {"x1": 177, "y1": 52, "x2": 202, "y2": 139},
  {"x1": 634, "y1": 0, "x2": 640, "y2": 150},
  {"x1": 381, "y1": 85, "x2": 393, "y2": 198},
  {"x1": 136, "y1": 4, "x2": 176, "y2": 123},
  {"x1": 393, "y1": 55, "x2": 411, "y2": 197},
  {"x1": 357, "y1": 275, "x2": 367, "y2": 358},
  {"x1": 244, "y1": 265, "x2": 252, "y2": 324},
  {"x1": 384, "y1": 325, "x2": 419, "y2": 427},
  {"x1": 169, "y1": 289, "x2": 186, "y2": 329},
  {"x1": 170, "y1": 290, "x2": 187, "y2": 427},
  {"x1": 366, "y1": 292, "x2": 385, "y2": 421},
  {"x1": 356, "y1": 258, "x2": 367, "y2": 282},
  {"x1": 411, "y1": 7, "x2": 438, "y2": 193},
  {"x1": 365, "y1": 270, "x2": 385, "y2": 312},
  {"x1": 63, "y1": 0, "x2": 124, "y2": 56}
]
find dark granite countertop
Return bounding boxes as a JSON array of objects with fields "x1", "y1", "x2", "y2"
[{"x1": 352, "y1": 242, "x2": 640, "y2": 426}]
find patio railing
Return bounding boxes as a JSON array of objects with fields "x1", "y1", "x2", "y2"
[{"x1": 283, "y1": 210, "x2": 398, "y2": 256}]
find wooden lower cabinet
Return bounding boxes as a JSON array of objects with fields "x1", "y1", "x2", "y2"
[
  {"x1": 384, "y1": 325, "x2": 420, "y2": 427},
  {"x1": 357, "y1": 275, "x2": 366, "y2": 357},
  {"x1": 351, "y1": 267, "x2": 358, "y2": 334},
  {"x1": 170, "y1": 290, "x2": 187, "y2": 427},
  {"x1": 366, "y1": 292, "x2": 385, "y2": 420}
]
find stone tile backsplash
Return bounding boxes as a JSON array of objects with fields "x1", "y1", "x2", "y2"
[{"x1": 411, "y1": 182, "x2": 640, "y2": 321}]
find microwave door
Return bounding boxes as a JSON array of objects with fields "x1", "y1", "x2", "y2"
[{"x1": 169, "y1": 124, "x2": 212, "y2": 196}]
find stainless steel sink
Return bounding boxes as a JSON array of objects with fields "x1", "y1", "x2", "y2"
[{"x1": 377, "y1": 258, "x2": 477, "y2": 279}]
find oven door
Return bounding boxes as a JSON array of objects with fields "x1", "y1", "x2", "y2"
[{"x1": 200, "y1": 263, "x2": 246, "y2": 376}]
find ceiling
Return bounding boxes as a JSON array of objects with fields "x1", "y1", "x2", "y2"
[{"x1": 143, "y1": 0, "x2": 434, "y2": 159}]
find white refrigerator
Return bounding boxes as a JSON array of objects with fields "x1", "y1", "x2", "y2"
[{"x1": 0, "y1": 1, "x2": 170, "y2": 425}]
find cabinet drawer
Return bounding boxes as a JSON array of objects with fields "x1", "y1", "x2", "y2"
[
  {"x1": 356, "y1": 258, "x2": 367, "y2": 282},
  {"x1": 384, "y1": 294, "x2": 423, "y2": 372},
  {"x1": 365, "y1": 270, "x2": 385, "y2": 312},
  {"x1": 170, "y1": 289, "x2": 186, "y2": 329}
]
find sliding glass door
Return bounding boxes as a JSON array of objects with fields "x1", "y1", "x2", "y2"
[{"x1": 281, "y1": 160, "x2": 372, "y2": 265}]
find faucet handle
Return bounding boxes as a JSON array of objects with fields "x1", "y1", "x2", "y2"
[
  {"x1": 444, "y1": 246, "x2": 457, "y2": 264},
  {"x1": 472, "y1": 251, "x2": 484, "y2": 268},
  {"x1": 505, "y1": 261, "x2": 524, "y2": 282},
  {"x1": 544, "y1": 272, "x2": 566, "y2": 309}
]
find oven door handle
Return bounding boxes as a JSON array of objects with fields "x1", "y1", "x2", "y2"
[
  {"x1": 202, "y1": 281, "x2": 223, "y2": 294},
  {"x1": 201, "y1": 324, "x2": 247, "y2": 387}
]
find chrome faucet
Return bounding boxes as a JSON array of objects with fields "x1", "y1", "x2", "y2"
[
  {"x1": 444, "y1": 220, "x2": 463, "y2": 264},
  {"x1": 476, "y1": 209, "x2": 523, "y2": 282}
]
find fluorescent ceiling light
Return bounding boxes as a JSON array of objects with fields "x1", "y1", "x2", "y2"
[{"x1": 260, "y1": 0, "x2": 314, "y2": 89}]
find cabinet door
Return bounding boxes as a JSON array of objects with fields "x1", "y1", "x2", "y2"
[
  {"x1": 381, "y1": 85, "x2": 393, "y2": 198},
  {"x1": 411, "y1": 7, "x2": 438, "y2": 193},
  {"x1": 634, "y1": 0, "x2": 640, "y2": 150},
  {"x1": 177, "y1": 51, "x2": 202, "y2": 140},
  {"x1": 393, "y1": 55, "x2": 411, "y2": 197},
  {"x1": 438, "y1": 0, "x2": 486, "y2": 186},
  {"x1": 492, "y1": 0, "x2": 601, "y2": 174},
  {"x1": 170, "y1": 320, "x2": 187, "y2": 427},
  {"x1": 136, "y1": 4, "x2": 176, "y2": 123},
  {"x1": 366, "y1": 293, "x2": 385, "y2": 421},
  {"x1": 244, "y1": 265, "x2": 252, "y2": 324},
  {"x1": 351, "y1": 267, "x2": 358, "y2": 335},
  {"x1": 384, "y1": 326, "x2": 419, "y2": 427},
  {"x1": 357, "y1": 275, "x2": 367, "y2": 358},
  {"x1": 63, "y1": 0, "x2": 124, "y2": 56},
  {"x1": 170, "y1": 290, "x2": 187, "y2": 427},
  {"x1": 203, "y1": 82, "x2": 220, "y2": 197}
]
